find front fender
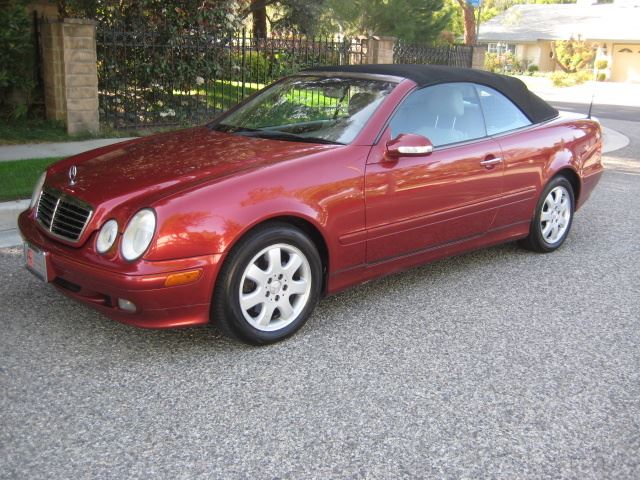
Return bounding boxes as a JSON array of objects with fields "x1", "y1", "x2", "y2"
[{"x1": 145, "y1": 147, "x2": 369, "y2": 274}]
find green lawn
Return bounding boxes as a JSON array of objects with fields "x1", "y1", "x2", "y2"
[
  {"x1": 0, "y1": 157, "x2": 62, "y2": 201},
  {"x1": 0, "y1": 118, "x2": 141, "y2": 145}
]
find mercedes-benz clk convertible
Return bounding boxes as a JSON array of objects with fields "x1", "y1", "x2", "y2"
[{"x1": 19, "y1": 64, "x2": 603, "y2": 344}]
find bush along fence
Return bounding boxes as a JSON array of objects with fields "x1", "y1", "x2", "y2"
[
  {"x1": 97, "y1": 29, "x2": 366, "y2": 130},
  {"x1": 37, "y1": 17, "x2": 476, "y2": 134}
]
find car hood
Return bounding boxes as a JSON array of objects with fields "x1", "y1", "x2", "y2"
[{"x1": 46, "y1": 126, "x2": 335, "y2": 208}]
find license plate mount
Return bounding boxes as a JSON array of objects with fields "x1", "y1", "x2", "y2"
[{"x1": 24, "y1": 242, "x2": 50, "y2": 282}]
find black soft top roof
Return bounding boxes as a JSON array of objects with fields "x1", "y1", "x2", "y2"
[{"x1": 304, "y1": 64, "x2": 558, "y2": 124}]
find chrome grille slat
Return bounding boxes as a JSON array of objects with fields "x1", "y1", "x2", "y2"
[
  {"x1": 38, "y1": 204, "x2": 54, "y2": 216},
  {"x1": 56, "y1": 205, "x2": 88, "y2": 222},
  {"x1": 38, "y1": 211, "x2": 53, "y2": 224},
  {"x1": 36, "y1": 188, "x2": 93, "y2": 243},
  {"x1": 52, "y1": 212, "x2": 85, "y2": 228},
  {"x1": 52, "y1": 224, "x2": 82, "y2": 236},
  {"x1": 52, "y1": 219, "x2": 83, "y2": 232}
]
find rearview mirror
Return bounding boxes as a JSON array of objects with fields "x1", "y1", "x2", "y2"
[{"x1": 385, "y1": 134, "x2": 433, "y2": 158}]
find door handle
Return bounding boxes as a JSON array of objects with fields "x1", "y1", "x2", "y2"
[{"x1": 480, "y1": 157, "x2": 503, "y2": 166}]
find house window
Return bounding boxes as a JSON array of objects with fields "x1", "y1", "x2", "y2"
[{"x1": 487, "y1": 43, "x2": 517, "y2": 55}]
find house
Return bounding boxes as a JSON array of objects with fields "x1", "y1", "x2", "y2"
[{"x1": 477, "y1": 0, "x2": 640, "y2": 82}]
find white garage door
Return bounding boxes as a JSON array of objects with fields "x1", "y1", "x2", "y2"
[{"x1": 611, "y1": 44, "x2": 640, "y2": 83}]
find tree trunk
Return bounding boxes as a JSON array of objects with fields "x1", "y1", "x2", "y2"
[
  {"x1": 252, "y1": 0, "x2": 268, "y2": 39},
  {"x1": 456, "y1": 1, "x2": 476, "y2": 46}
]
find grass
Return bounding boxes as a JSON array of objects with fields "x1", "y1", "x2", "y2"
[
  {"x1": 0, "y1": 157, "x2": 62, "y2": 202},
  {"x1": 0, "y1": 118, "x2": 142, "y2": 145}
]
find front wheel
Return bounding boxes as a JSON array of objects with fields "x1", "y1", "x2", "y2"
[
  {"x1": 519, "y1": 176, "x2": 575, "y2": 253},
  {"x1": 212, "y1": 223, "x2": 322, "y2": 345}
]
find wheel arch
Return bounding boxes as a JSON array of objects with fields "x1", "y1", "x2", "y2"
[
  {"x1": 222, "y1": 214, "x2": 330, "y2": 295},
  {"x1": 552, "y1": 167, "x2": 581, "y2": 205}
]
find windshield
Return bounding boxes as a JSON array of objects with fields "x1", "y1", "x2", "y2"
[{"x1": 211, "y1": 75, "x2": 395, "y2": 144}]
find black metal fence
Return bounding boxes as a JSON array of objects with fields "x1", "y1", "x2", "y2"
[
  {"x1": 394, "y1": 40, "x2": 473, "y2": 68},
  {"x1": 96, "y1": 28, "x2": 474, "y2": 131},
  {"x1": 97, "y1": 29, "x2": 365, "y2": 130}
]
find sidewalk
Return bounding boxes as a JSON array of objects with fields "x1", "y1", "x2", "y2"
[
  {"x1": 0, "y1": 137, "x2": 136, "y2": 161},
  {"x1": 0, "y1": 200, "x2": 29, "y2": 248}
]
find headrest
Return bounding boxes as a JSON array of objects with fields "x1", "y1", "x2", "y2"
[{"x1": 427, "y1": 86, "x2": 464, "y2": 117}]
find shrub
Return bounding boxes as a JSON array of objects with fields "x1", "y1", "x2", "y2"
[
  {"x1": 223, "y1": 50, "x2": 271, "y2": 83},
  {"x1": 550, "y1": 70, "x2": 593, "y2": 87},
  {"x1": 527, "y1": 64, "x2": 539, "y2": 74},
  {"x1": 597, "y1": 72, "x2": 606, "y2": 82},
  {"x1": 595, "y1": 59, "x2": 608, "y2": 71},
  {"x1": 484, "y1": 52, "x2": 500, "y2": 73}
]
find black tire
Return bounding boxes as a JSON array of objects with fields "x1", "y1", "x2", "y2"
[
  {"x1": 212, "y1": 222, "x2": 322, "y2": 345},
  {"x1": 519, "y1": 176, "x2": 575, "y2": 253}
]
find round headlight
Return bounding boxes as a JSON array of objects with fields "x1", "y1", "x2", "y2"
[
  {"x1": 121, "y1": 209, "x2": 156, "y2": 261},
  {"x1": 96, "y1": 219, "x2": 118, "y2": 254},
  {"x1": 30, "y1": 172, "x2": 47, "y2": 209}
]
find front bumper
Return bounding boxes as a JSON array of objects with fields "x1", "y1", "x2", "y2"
[{"x1": 18, "y1": 210, "x2": 222, "y2": 329}]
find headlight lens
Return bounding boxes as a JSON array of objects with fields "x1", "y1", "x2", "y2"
[
  {"x1": 96, "y1": 219, "x2": 118, "y2": 254},
  {"x1": 29, "y1": 172, "x2": 47, "y2": 209},
  {"x1": 121, "y1": 209, "x2": 156, "y2": 261}
]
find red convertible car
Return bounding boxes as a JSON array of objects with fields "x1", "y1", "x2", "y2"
[{"x1": 19, "y1": 65, "x2": 603, "y2": 344}]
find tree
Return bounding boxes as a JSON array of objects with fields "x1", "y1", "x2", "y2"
[
  {"x1": 455, "y1": 0, "x2": 476, "y2": 45},
  {"x1": 446, "y1": 0, "x2": 577, "y2": 46},
  {"x1": 244, "y1": 0, "x2": 328, "y2": 37},
  {"x1": 321, "y1": 0, "x2": 450, "y2": 43},
  {"x1": 551, "y1": 38, "x2": 595, "y2": 73},
  {"x1": 62, "y1": 1, "x2": 245, "y2": 35},
  {"x1": 249, "y1": 0, "x2": 268, "y2": 38},
  {"x1": 0, "y1": 0, "x2": 36, "y2": 118}
]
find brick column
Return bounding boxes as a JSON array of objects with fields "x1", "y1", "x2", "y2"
[
  {"x1": 40, "y1": 18, "x2": 99, "y2": 135},
  {"x1": 472, "y1": 45, "x2": 487, "y2": 70},
  {"x1": 364, "y1": 36, "x2": 396, "y2": 64}
]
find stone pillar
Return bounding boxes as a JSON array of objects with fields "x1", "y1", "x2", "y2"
[
  {"x1": 472, "y1": 45, "x2": 487, "y2": 70},
  {"x1": 364, "y1": 36, "x2": 396, "y2": 64},
  {"x1": 40, "y1": 18, "x2": 99, "y2": 135}
]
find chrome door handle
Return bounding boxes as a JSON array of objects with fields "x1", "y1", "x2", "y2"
[{"x1": 480, "y1": 157, "x2": 503, "y2": 166}]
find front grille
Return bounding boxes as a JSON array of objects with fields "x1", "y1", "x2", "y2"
[{"x1": 36, "y1": 188, "x2": 93, "y2": 243}]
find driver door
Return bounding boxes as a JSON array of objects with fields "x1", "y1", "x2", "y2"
[{"x1": 365, "y1": 82, "x2": 504, "y2": 263}]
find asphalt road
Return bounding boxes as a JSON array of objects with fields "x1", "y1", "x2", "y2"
[
  {"x1": 550, "y1": 101, "x2": 640, "y2": 123},
  {"x1": 1, "y1": 118, "x2": 639, "y2": 479}
]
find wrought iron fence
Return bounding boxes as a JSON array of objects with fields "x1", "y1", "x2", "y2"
[
  {"x1": 394, "y1": 40, "x2": 473, "y2": 68},
  {"x1": 97, "y1": 28, "x2": 365, "y2": 130}
]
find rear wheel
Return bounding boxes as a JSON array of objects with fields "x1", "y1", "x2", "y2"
[
  {"x1": 519, "y1": 176, "x2": 575, "y2": 253},
  {"x1": 212, "y1": 223, "x2": 322, "y2": 345}
]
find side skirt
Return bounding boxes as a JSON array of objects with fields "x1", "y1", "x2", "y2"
[{"x1": 326, "y1": 221, "x2": 530, "y2": 295}]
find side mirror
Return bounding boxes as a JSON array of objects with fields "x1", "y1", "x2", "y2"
[{"x1": 385, "y1": 133, "x2": 433, "y2": 158}]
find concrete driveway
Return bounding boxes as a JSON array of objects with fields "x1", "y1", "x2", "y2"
[{"x1": 1, "y1": 120, "x2": 639, "y2": 478}]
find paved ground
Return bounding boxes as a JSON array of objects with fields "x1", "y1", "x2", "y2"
[
  {"x1": 0, "y1": 138, "x2": 136, "y2": 161},
  {"x1": 1, "y1": 116, "x2": 639, "y2": 479}
]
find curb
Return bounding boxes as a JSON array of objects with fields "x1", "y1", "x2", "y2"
[
  {"x1": 601, "y1": 126, "x2": 630, "y2": 154},
  {"x1": 0, "y1": 137, "x2": 137, "y2": 162}
]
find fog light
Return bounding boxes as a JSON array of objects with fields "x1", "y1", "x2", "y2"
[{"x1": 117, "y1": 298, "x2": 137, "y2": 312}]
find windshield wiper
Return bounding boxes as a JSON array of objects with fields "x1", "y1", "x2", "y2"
[{"x1": 235, "y1": 129, "x2": 343, "y2": 145}]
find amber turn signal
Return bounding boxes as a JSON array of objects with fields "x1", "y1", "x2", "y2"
[{"x1": 163, "y1": 269, "x2": 202, "y2": 287}]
